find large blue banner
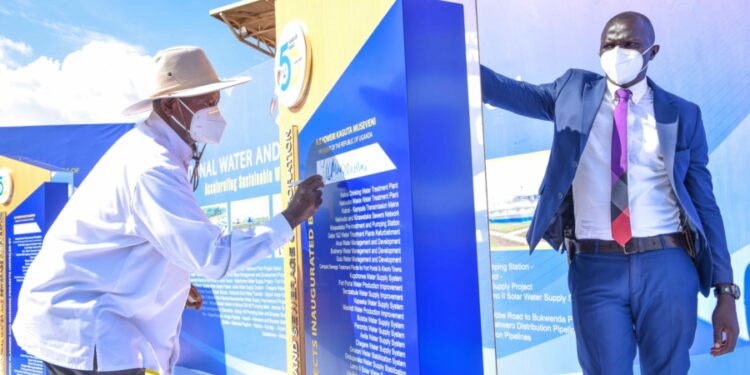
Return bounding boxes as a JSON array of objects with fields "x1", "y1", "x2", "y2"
[
  {"x1": 0, "y1": 124, "x2": 133, "y2": 187},
  {"x1": 5, "y1": 183, "x2": 68, "y2": 374},
  {"x1": 177, "y1": 59, "x2": 289, "y2": 375},
  {"x1": 478, "y1": 1, "x2": 750, "y2": 373}
]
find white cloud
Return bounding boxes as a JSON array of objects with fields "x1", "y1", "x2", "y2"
[
  {"x1": 0, "y1": 36, "x2": 154, "y2": 126},
  {"x1": 0, "y1": 36, "x2": 32, "y2": 65}
]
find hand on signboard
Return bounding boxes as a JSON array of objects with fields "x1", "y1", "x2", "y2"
[
  {"x1": 283, "y1": 174, "x2": 324, "y2": 228},
  {"x1": 186, "y1": 284, "x2": 203, "y2": 311}
]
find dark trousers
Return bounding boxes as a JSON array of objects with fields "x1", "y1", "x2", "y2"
[
  {"x1": 44, "y1": 362, "x2": 144, "y2": 375},
  {"x1": 568, "y1": 247, "x2": 698, "y2": 375}
]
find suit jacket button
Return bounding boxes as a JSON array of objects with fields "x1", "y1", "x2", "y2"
[
  {"x1": 572, "y1": 161, "x2": 578, "y2": 168},
  {"x1": 558, "y1": 192, "x2": 564, "y2": 199}
]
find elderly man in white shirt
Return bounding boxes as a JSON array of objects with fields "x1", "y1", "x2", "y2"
[{"x1": 12, "y1": 46, "x2": 324, "y2": 375}]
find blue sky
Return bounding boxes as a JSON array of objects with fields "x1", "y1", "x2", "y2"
[
  {"x1": 0, "y1": 0, "x2": 272, "y2": 126},
  {"x1": 0, "y1": 0, "x2": 269, "y2": 77}
]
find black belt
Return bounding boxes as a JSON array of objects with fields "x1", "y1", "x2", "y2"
[{"x1": 566, "y1": 232, "x2": 691, "y2": 257}]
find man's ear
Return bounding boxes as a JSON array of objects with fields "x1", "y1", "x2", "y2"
[
  {"x1": 649, "y1": 45, "x2": 660, "y2": 61},
  {"x1": 158, "y1": 98, "x2": 177, "y2": 116}
]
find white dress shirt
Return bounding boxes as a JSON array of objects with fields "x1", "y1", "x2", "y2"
[
  {"x1": 12, "y1": 112, "x2": 292, "y2": 374},
  {"x1": 572, "y1": 78, "x2": 681, "y2": 240}
]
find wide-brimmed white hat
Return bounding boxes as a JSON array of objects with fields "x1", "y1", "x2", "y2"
[{"x1": 122, "y1": 46, "x2": 251, "y2": 115}]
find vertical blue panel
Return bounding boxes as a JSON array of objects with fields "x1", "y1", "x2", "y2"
[{"x1": 403, "y1": 1, "x2": 484, "y2": 374}]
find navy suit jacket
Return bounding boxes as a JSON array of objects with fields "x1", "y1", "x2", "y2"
[{"x1": 480, "y1": 66, "x2": 733, "y2": 296}]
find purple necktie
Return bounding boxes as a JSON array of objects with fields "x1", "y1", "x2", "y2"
[{"x1": 611, "y1": 89, "x2": 632, "y2": 247}]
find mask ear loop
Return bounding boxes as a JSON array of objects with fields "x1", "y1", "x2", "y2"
[
  {"x1": 170, "y1": 99, "x2": 197, "y2": 145},
  {"x1": 169, "y1": 99, "x2": 204, "y2": 191},
  {"x1": 638, "y1": 43, "x2": 656, "y2": 74},
  {"x1": 190, "y1": 143, "x2": 207, "y2": 192}
]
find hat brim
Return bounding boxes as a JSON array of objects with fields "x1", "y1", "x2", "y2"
[{"x1": 122, "y1": 76, "x2": 252, "y2": 116}]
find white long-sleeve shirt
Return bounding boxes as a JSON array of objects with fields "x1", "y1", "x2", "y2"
[
  {"x1": 572, "y1": 78, "x2": 681, "y2": 240},
  {"x1": 12, "y1": 112, "x2": 292, "y2": 374}
]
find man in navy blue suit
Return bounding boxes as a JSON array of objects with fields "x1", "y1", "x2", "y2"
[{"x1": 481, "y1": 11, "x2": 739, "y2": 374}]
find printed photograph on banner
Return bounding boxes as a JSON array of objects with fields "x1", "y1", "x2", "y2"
[
  {"x1": 201, "y1": 203, "x2": 229, "y2": 233},
  {"x1": 230, "y1": 195, "x2": 271, "y2": 230},
  {"x1": 487, "y1": 150, "x2": 552, "y2": 250}
]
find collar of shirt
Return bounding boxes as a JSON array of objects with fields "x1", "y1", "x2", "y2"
[
  {"x1": 605, "y1": 77, "x2": 651, "y2": 105},
  {"x1": 142, "y1": 111, "x2": 194, "y2": 167}
]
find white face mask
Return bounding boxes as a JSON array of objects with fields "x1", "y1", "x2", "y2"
[
  {"x1": 600, "y1": 44, "x2": 654, "y2": 86},
  {"x1": 171, "y1": 99, "x2": 227, "y2": 144}
]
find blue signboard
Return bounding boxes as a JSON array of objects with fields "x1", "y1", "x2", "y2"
[
  {"x1": 294, "y1": 1, "x2": 484, "y2": 374},
  {"x1": 5, "y1": 182, "x2": 68, "y2": 374}
]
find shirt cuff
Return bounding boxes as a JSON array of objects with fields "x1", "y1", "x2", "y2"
[{"x1": 265, "y1": 213, "x2": 294, "y2": 249}]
